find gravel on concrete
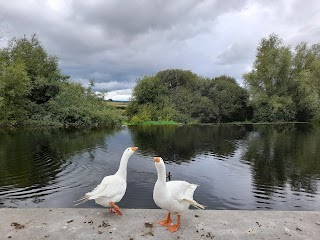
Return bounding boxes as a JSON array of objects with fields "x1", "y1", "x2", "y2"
[{"x1": 1, "y1": 208, "x2": 320, "y2": 240}]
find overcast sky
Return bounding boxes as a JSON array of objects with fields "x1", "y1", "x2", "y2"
[{"x1": 1, "y1": 0, "x2": 319, "y2": 100}]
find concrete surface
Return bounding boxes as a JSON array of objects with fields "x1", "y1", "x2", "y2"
[{"x1": 0, "y1": 209, "x2": 319, "y2": 240}]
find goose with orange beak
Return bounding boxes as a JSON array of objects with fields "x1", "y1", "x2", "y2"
[
  {"x1": 153, "y1": 157, "x2": 205, "y2": 232},
  {"x1": 74, "y1": 147, "x2": 138, "y2": 215}
]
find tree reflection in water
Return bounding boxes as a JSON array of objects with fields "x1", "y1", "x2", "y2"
[
  {"x1": 128, "y1": 124, "x2": 249, "y2": 163},
  {"x1": 0, "y1": 127, "x2": 120, "y2": 206},
  {"x1": 242, "y1": 124, "x2": 320, "y2": 196},
  {"x1": 0, "y1": 124, "x2": 319, "y2": 209},
  {"x1": 129, "y1": 124, "x2": 320, "y2": 209}
]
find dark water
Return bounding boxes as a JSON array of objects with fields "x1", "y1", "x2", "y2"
[{"x1": 0, "y1": 124, "x2": 319, "y2": 210}]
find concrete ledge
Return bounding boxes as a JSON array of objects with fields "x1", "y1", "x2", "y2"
[{"x1": 1, "y1": 209, "x2": 319, "y2": 239}]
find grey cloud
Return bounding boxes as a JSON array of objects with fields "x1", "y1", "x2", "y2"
[
  {"x1": 0, "y1": 0, "x2": 319, "y2": 98},
  {"x1": 72, "y1": 0, "x2": 247, "y2": 40},
  {"x1": 216, "y1": 42, "x2": 255, "y2": 65},
  {"x1": 285, "y1": 0, "x2": 320, "y2": 24}
]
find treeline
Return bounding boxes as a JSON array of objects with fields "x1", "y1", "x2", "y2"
[
  {"x1": 127, "y1": 71, "x2": 251, "y2": 123},
  {"x1": 1, "y1": 34, "x2": 320, "y2": 126},
  {"x1": 0, "y1": 35, "x2": 123, "y2": 127},
  {"x1": 127, "y1": 34, "x2": 320, "y2": 124}
]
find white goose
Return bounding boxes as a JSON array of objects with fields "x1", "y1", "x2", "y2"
[
  {"x1": 153, "y1": 157, "x2": 205, "y2": 232},
  {"x1": 74, "y1": 146, "x2": 138, "y2": 215}
]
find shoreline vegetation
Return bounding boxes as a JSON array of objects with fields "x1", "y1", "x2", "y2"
[
  {"x1": 1, "y1": 34, "x2": 320, "y2": 128},
  {"x1": 126, "y1": 120, "x2": 309, "y2": 126}
]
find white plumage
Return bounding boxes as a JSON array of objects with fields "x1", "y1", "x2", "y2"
[
  {"x1": 74, "y1": 146, "x2": 138, "y2": 215},
  {"x1": 153, "y1": 157, "x2": 205, "y2": 232}
]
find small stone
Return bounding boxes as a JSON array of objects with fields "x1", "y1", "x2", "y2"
[
  {"x1": 11, "y1": 222, "x2": 25, "y2": 230},
  {"x1": 145, "y1": 222, "x2": 153, "y2": 228},
  {"x1": 102, "y1": 221, "x2": 109, "y2": 227}
]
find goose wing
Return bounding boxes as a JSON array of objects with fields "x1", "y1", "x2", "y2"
[
  {"x1": 86, "y1": 175, "x2": 126, "y2": 199},
  {"x1": 166, "y1": 181, "x2": 197, "y2": 200}
]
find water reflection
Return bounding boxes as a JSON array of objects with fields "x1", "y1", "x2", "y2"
[
  {"x1": 0, "y1": 127, "x2": 120, "y2": 207},
  {"x1": 0, "y1": 124, "x2": 319, "y2": 210},
  {"x1": 129, "y1": 124, "x2": 320, "y2": 209},
  {"x1": 241, "y1": 124, "x2": 320, "y2": 208},
  {"x1": 128, "y1": 125, "x2": 249, "y2": 162}
]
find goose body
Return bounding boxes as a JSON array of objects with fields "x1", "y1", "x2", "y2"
[
  {"x1": 87, "y1": 174, "x2": 127, "y2": 207},
  {"x1": 74, "y1": 146, "x2": 138, "y2": 215},
  {"x1": 154, "y1": 180, "x2": 199, "y2": 214},
  {"x1": 153, "y1": 157, "x2": 205, "y2": 232}
]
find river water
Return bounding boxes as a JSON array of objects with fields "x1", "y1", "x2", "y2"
[{"x1": 0, "y1": 124, "x2": 319, "y2": 210}]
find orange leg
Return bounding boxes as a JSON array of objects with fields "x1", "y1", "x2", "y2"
[
  {"x1": 167, "y1": 215, "x2": 181, "y2": 233},
  {"x1": 109, "y1": 201, "x2": 122, "y2": 216},
  {"x1": 159, "y1": 212, "x2": 171, "y2": 227}
]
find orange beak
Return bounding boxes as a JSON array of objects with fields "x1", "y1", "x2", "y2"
[
  {"x1": 154, "y1": 157, "x2": 161, "y2": 163},
  {"x1": 131, "y1": 147, "x2": 138, "y2": 151}
]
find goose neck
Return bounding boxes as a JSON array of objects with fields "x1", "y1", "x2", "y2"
[
  {"x1": 115, "y1": 154, "x2": 129, "y2": 178},
  {"x1": 156, "y1": 163, "x2": 167, "y2": 184}
]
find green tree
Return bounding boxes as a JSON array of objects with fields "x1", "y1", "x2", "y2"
[
  {"x1": 156, "y1": 69, "x2": 199, "y2": 92},
  {"x1": 244, "y1": 34, "x2": 292, "y2": 98},
  {"x1": 0, "y1": 35, "x2": 122, "y2": 127},
  {"x1": 132, "y1": 76, "x2": 168, "y2": 104},
  {"x1": 156, "y1": 69, "x2": 216, "y2": 123},
  {"x1": 48, "y1": 82, "x2": 122, "y2": 126},
  {"x1": 0, "y1": 34, "x2": 69, "y2": 105},
  {"x1": 291, "y1": 43, "x2": 320, "y2": 121},
  {"x1": 0, "y1": 60, "x2": 31, "y2": 123},
  {"x1": 202, "y1": 75, "x2": 251, "y2": 122},
  {"x1": 243, "y1": 34, "x2": 320, "y2": 122},
  {"x1": 127, "y1": 75, "x2": 172, "y2": 123},
  {"x1": 128, "y1": 69, "x2": 250, "y2": 123}
]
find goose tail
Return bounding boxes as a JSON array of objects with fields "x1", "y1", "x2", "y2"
[
  {"x1": 181, "y1": 198, "x2": 206, "y2": 210},
  {"x1": 73, "y1": 195, "x2": 90, "y2": 206}
]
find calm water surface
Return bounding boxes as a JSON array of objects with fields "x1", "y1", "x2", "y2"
[{"x1": 0, "y1": 124, "x2": 319, "y2": 210}]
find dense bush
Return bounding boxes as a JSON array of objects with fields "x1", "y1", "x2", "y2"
[
  {"x1": 127, "y1": 69, "x2": 251, "y2": 123},
  {"x1": 0, "y1": 35, "x2": 122, "y2": 127}
]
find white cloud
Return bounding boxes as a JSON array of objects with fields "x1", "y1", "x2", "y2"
[{"x1": 104, "y1": 89, "x2": 132, "y2": 101}]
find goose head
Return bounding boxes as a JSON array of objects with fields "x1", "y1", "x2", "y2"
[
  {"x1": 119, "y1": 146, "x2": 138, "y2": 163},
  {"x1": 123, "y1": 146, "x2": 138, "y2": 158},
  {"x1": 154, "y1": 157, "x2": 167, "y2": 178},
  {"x1": 154, "y1": 156, "x2": 164, "y2": 165}
]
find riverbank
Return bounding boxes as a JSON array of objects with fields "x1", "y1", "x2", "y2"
[{"x1": 1, "y1": 209, "x2": 319, "y2": 239}]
